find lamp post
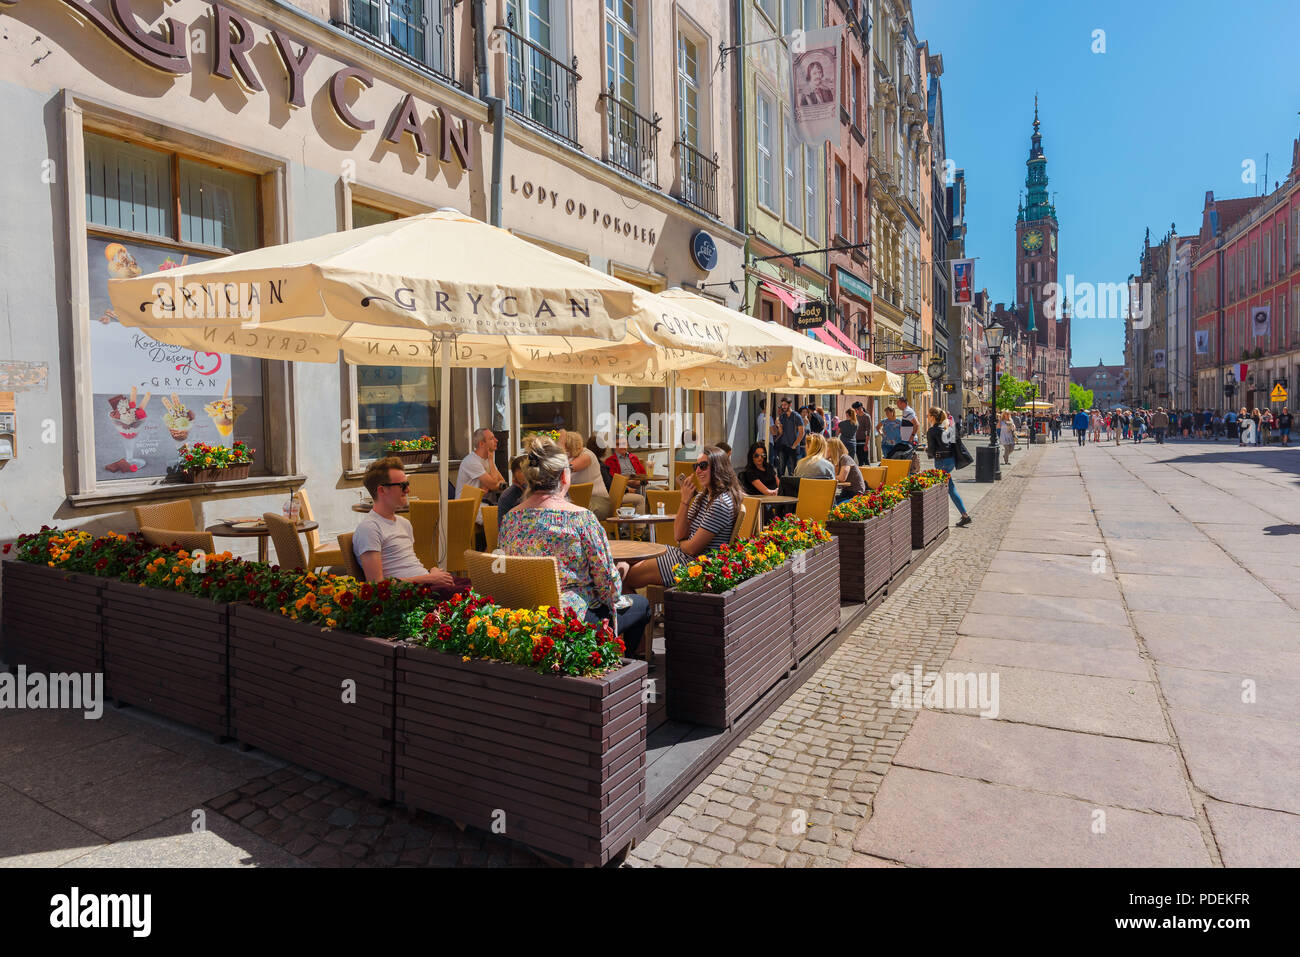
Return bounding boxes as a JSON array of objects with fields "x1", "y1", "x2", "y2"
[{"x1": 984, "y1": 321, "x2": 1005, "y2": 446}]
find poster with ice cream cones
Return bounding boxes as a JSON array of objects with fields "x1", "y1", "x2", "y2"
[{"x1": 88, "y1": 236, "x2": 261, "y2": 478}]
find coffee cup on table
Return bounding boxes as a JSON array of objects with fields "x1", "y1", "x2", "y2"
[{"x1": 618, "y1": 506, "x2": 635, "y2": 518}]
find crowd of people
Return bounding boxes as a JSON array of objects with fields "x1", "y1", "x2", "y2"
[{"x1": 1052, "y1": 407, "x2": 1293, "y2": 447}]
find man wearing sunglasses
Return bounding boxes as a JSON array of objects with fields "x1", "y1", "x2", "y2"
[{"x1": 354, "y1": 456, "x2": 458, "y2": 588}]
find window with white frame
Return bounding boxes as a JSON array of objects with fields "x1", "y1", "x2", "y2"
[
  {"x1": 1264, "y1": 232, "x2": 1272, "y2": 282},
  {"x1": 784, "y1": 114, "x2": 801, "y2": 225},
  {"x1": 757, "y1": 0, "x2": 778, "y2": 25},
  {"x1": 605, "y1": 0, "x2": 637, "y2": 105},
  {"x1": 352, "y1": 0, "x2": 446, "y2": 76},
  {"x1": 756, "y1": 87, "x2": 775, "y2": 210},
  {"x1": 1280, "y1": 221, "x2": 1287, "y2": 275},
  {"x1": 804, "y1": 145, "x2": 820, "y2": 240},
  {"x1": 833, "y1": 161, "x2": 843, "y2": 237},
  {"x1": 677, "y1": 31, "x2": 701, "y2": 149},
  {"x1": 852, "y1": 177, "x2": 861, "y2": 243},
  {"x1": 850, "y1": 60, "x2": 860, "y2": 126}
]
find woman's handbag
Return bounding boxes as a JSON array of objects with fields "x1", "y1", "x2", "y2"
[{"x1": 955, "y1": 438, "x2": 974, "y2": 470}]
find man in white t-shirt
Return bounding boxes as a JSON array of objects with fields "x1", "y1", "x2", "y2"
[
  {"x1": 353, "y1": 457, "x2": 457, "y2": 587},
  {"x1": 455, "y1": 427, "x2": 506, "y2": 500},
  {"x1": 895, "y1": 398, "x2": 919, "y2": 446}
]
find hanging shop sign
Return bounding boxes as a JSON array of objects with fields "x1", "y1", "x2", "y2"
[
  {"x1": 794, "y1": 300, "x2": 832, "y2": 331},
  {"x1": 690, "y1": 230, "x2": 718, "y2": 272},
  {"x1": 883, "y1": 354, "x2": 921, "y2": 374},
  {"x1": 5, "y1": 0, "x2": 478, "y2": 171}
]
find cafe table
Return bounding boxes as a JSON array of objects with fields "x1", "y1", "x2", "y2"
[
  {"x1": 605, "y1": 512, "x2": 677, "y2": 540},
  {"x1": 606, "y1": 540, "x2": 667, "y2": 564},
  {"x1": 751, "y1": 494, "x2": 799, "y2": 532},
  {"x1": 206, "y1": 518, "x2": 319, "y2": 563}
]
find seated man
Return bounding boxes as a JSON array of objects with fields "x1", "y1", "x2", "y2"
[
  {"x1": 455, "y1": 427, "x2": 507, "y2": 503},
  {"x1": 496, "y1": 455, "x2": 528, "y2": 520},
  {"x1": 354, "y1": 457, "x2": 467, "y2": 592}
]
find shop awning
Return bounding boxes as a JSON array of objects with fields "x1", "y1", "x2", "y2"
[
  {"x1": 812, "y1": 320, "x2": 865, "y2": 359},
  {"x1": 760, "y1": 279, "x2": 806, "y2": 312}
]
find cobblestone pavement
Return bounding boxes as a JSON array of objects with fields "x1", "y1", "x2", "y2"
[{"x1": 624, "y1": 446, "x2": 1044, "y2": 867}]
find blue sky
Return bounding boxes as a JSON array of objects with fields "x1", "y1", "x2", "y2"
[{"x1": 914, "y1": 0, "x2": 1300, "y2": 367}]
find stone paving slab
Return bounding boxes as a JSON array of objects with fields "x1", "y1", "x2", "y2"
[
  {"x1": 1118, "y1": 572, "x2": 1275, "y2": 600},
  {"x1": 1121, "y1": 592, "x2": 1297, "y2": 620},
  {"x1": 64, "y1": 808, "x2": 308, "y2": 868},
  {"x1": 956, "y1": 612, "x2": 1135, "y2": 648},
  {"x1": 949, "y1": 634, "x2": 1148, "y2": 681},
  {"x1": 997, "y1": 537, "x2": 1105, "y2": 556},
  {"x1": 932, "y1": 659, "x2": 1169, "y2": 742},
  {"x1": 852, "y1": 767, "x2": 1209, "y2": 867},
  {"x1": 0, "y1": 782, "x2": 105, "y2": 868},
  {"x1": 1168, "y1": 708, "x2": 1300, "y2": 815},
  {"x1": 966, "y1": 592, "x2": 1129, "y2": 626},
  {"x1": 1133, "y1": 613, "x2": 1300, "y2": 677},
  {"x1": 893, "y1": 711, "x2": 1193, "y2": 816},
  {"x1": 1204, "y1": 800, "x2": 1300, "y2": 867},
  {"x1": 986, "y1": 552, "x2": 1114, "y2": 579},
  {"x1": 1155, "y1": 665, "x2": 1300, "y2": 725},
  {"x1": 977, "y1": 570, "x2": 1120, "y2": 600}
]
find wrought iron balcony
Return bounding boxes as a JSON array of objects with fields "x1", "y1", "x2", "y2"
[
  {"x1": 342, "y1": 0, "x2": 455, "y2": 85},
  {"x1": 502, "y1": 16, "x2": 581, "y2": 147},
  {"x1": 674, "y1": 137, "x2": 718, "y2": 217},
  {"x1": 600, "y1": 85, "x2": 660, "y2": 185}
]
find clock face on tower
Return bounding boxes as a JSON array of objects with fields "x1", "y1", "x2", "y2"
[
  {"x1": 1022, "y1": 230, "x2": 1044, "y2": 252},
  {"x1": 1050, "y1": 232, "x2": 1056, "y2": 254}
]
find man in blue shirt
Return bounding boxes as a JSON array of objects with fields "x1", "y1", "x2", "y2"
[
  {"x1": 1072, "y1": 409, "x2": 1090, "y2": 446},
  {"x1": 878, "y1": 407, "x2": 906, "y2": 458},
  {"x1": 770, "y1": 398, "x2": 805, "y2": 477}
]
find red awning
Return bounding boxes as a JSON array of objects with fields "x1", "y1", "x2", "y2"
[
  {"x1": 760, "y1": 279, "x2": 807, "y2": 312},
  {"x1": 818, "y1": 320, "x2": 864, "y2": 359}
]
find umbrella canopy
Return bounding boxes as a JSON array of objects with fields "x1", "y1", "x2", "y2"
[{"x1": 1018, "y1": 400, "x2": 1054, "y2": 410}]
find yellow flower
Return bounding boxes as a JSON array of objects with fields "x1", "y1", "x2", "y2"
[
  {"x1": 688, "y1": 565, "x2": 702, "y2": 578},
  {"x1": 326, "y1": 618, "x2": 338, "y2": 628},
  {"x1": 486, "y1": 626, "x2": 500, "y2": 639}
]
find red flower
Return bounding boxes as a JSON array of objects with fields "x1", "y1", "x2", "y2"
[
  {"x1": 422, "y1": 612, "x2": 436, "y2": 630},
  {"x1": 359, "y1": 583, "x2": 374, "y2": 600}
]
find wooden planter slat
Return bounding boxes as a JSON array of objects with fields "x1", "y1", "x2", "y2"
[
  {"x1": 100, "y1": 580, "x2": 228, "y2": 736},
  {"x1": 395, "y1": 643, "x2": 646, "y2": 867},
  {"x1": 230, "y1": 605, "x2": 397, "y2": 800},
  {"x1": 910, "y1": 483, "x2": 949, "y2": 548},
  {"x1": 827, "y1": 513, "x2": 892, "y2": 602},
  {"x1": 792, "y1": 540, "x2": 841, "y2": 659},
  {"x1": 1, "y1": 563, "x2": 103, "y2": 675},
  {"x1": 890, "y1": 499, "x2": 914, "y2": 575},
  {"x1": 665, "y1": 564, "x2": 794, "y2": 729}
]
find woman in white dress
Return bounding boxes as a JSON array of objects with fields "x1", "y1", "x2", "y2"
[{"x1": 999, "y1": 411, "x2": 1016, "y2": 464}]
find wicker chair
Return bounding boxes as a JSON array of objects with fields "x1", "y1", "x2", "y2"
[
  {"x1": 861, "y1": 466, "x2": 888, "y2": 490},
  {"x1": 133, "y1": 499, "x2": 195, "y2": 533},
  {"x1": 794, "y1": 478, "x2": 836, "y2": 523},
  {"x1": 409, "y1": 499, "x2": 477, "y2": 574},
  {"x1": 407, "y1": 501, "x2": 439, "y2": 570},
  {"x1": 645, "y1": 490, "x2": 681, "y2": 544},
  {"x1": 672, "y1": 460, "x2": 702, "y2": 491},
  {"x1": 601, "y1": 473, "x2": 630, "y2": 538},
  {"x1": 464, "y1": 550, "x2": 562, "y2": 608},
  {"x1": 737, "y1": 496, "x2": 762, "y2": 541},
  {"x1": 139, "y1": 527, "x2": 215, "y2": 553},
  {"x1": 336, "y1": 532, "x2": 366, "y2": 580},
  {"x1": 406, "y1": 471, "x2": 440, "y2": 502},
  {"x1": 262, "y1": 512, "x2": 308, "y2": 571},
  {"x1": 481, "y1": 505, "x2": 499, "y2": 553},
  {"x1": 459, "y1": 483, "x2": 485, "y2": 522},
  {"x1": 568, "y1": 481, "x2": 594, "y2": 510},
  {"x1": 881, "y1": 458, "x2": 912, "y2": 487},
  {"x1": 294, "y1": 489, "x2": 343, "y2": 570}
]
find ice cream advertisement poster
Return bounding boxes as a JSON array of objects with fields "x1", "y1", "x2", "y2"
[{"x1": 87, "y1": 236, "x2": 251, "y2": 478}]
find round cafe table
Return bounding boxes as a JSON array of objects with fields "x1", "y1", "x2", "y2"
[
  {"x1": 605, "y1": 540, "x2": 667, "y2": 564},
  {"x1": 205, "y1": 519, "x2": 318, "y2": 564},
  {"x1": 351, "y1": 502, "x2": 411, "y2": 513},
  {"x1": 751, "y1": 494, "x2": 799, "y2": 532},
  {"x1": 605, "y1": 513, "x2": 677, "y2": 539}
]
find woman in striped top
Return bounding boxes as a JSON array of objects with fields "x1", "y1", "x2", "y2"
[{"x1": 621, "y1": 445, "x2": 742, "y2": 591}]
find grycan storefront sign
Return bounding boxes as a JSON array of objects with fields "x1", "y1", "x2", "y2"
[{"x1": 1, "y1": 0, "x2": 479, "y2": 172}]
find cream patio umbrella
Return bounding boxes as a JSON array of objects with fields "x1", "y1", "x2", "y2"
[{"x1": 108, "y1": 210, "x2": 730, "y2": 566}]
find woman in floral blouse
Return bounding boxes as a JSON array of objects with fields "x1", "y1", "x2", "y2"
[{"x1": 498, "y1": 436, "x2": 650, "y2": 653}]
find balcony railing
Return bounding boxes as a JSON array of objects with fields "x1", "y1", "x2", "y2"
[
  {"x1": 502, "y1": 16, "x2": 581, "y2": 148},
  {"x1": 674, "y1": 137, "x2": 718, "y2": 217},
  {"x1": 342, "y1": 0, "x2": 455, "y2": 86},
  {"x1": 601, "y1": 85, "x2": 660, "y2": 185}
]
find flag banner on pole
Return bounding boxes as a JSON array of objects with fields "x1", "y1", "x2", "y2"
[
  {"x1": 1251, "y1": 305, "x2": 1270, "y2": 338},
  {"x1": 950, "y1": 259, "x2": 974, "y2": 306},
  {"x1": 1153, "y1": 349, "x2": 1166, "y2": 369},
  {"x1": 1195, "y1": 329, "x2": 1209, "y2": 354},
  {"x1": 791, "y1": 26, "x2": 843, "y2": 144}
]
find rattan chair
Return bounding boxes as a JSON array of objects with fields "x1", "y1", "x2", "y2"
[
  {"x1": 481, "y1": 505, "x2": 499, "y2": 553},
  {"x1": 672, "y1": 460, "x2": 702, "y2": 492},
  {"x1": 459, "y1": 483, "x2": 485, "y2": 522},
  {"x1": 294, "y1": 489, "x2": 343, "y2": 570},
  {"x1": 794, "y1": 478, "x2": 836, "y2": 523},
  {"x1": 861, "y1": 466, "x2": 888, "y2": 490},
  {"x1": 139, "y1": 526, "x2": 215, "y2": 553},
  {"x1": 464, "y1": 550, "x2": 562, "y2": 608},
  {"x1": 646, "y1": 489, "x2": 681, "y2": 545},
  {"x1": 133, "y1": 499, "x2": 195, "y2": 532},
  {"x1": 737, "y1": 496, "x2": 762, "y2": 541},
  {"x1": 407, "y1": 500, "x2": 439, "y2": 570},
  {"x1": 728, "y1": 500, "x2": 751, "y2": 545},
  {"x1": 601, "y1": 473, "x2": 630, "y2": 537},
  {"x1": 262, "y1": 512, "x2": 308, "y2": 571},
  {"x1": 406, "y1": 471, "x2": 440, "y2": 502},
  {"x1": 336, "y1": 532, "x2": 366, "y2": 580},
  {"x1": 409, "y1": 499, "x2": 477, "y2": 574},
  {"x1": 568, "y1": 481, "x2": 594, "y2": 510},
  {"x1": 881, "y1": 458, "x2": 912, "y2": 487}
]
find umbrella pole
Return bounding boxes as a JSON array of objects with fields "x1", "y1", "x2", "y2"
[
  {"x1": 668, "y1": 372, "x2": 677, "y2": 470},
  {"x1": 437, "y1": 335, "x2": 450, "y2": 569}
]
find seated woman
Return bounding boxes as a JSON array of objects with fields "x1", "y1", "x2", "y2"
[
  {"x1": 561, "y1": 429, "x2": 612, "y2": 520},
  {"x1": 497, "y1": 436, "x2": 651, "y2": 653},
  {"x1": 740, "y1": 442, "x2": 778, "y2": 496},
  {"x1": 793, "y1": 433, "x2": 836, "y2": 480},
  {"x1": 622, "y1": 446, "x2": 741, "y2": 592},
  {"x1": 602, "y1": 434, "x2": 648, "y2": 513},
  {"x1": 826, "y1": 437, "x2": 865, "y2": 502}
]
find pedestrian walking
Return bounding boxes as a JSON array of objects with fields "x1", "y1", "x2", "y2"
[
  {"x1": 771, "y1": 398, "x2": 804, "y2": 476},
  {"x1": 1237, "y1": 408, "x2": 1253, "y2": 446},
  {"x1": 1089, "y1": 410, "x2": 1101, "y2": 444},
  {"x1": 926, "y1": 407, "x2": 972, "y2": 527},
  {"x1": 999, "y1": 410, "x2": 1016, "y2": 464},
  {"x1": 838, "y1": 406, "x2": 859, "y2": 464},
  {"x1": 1152, "y1": 407, "x2": 1169, "y2": 444},
  {"x1": 1072, "y1": 408, "x2": 1089, "y2": 446},
  {"x1": 854, "y1": 401, "x2": 873, "y2": 466},
  {"x1": 1278, "y1": 408, "x2": 1293, "y2": 445}
]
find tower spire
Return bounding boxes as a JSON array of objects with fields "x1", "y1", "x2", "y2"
[{"x1": 1033, "y1": 92, "x2": 1039, "y2": 133}]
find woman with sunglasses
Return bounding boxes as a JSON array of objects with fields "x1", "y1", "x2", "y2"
[
  {"x1": 740, "y1": 442, "x2": 778, "y2": 496},
  {"x1": 621, "y1": 446, "x2": 743, "y2": 593}
]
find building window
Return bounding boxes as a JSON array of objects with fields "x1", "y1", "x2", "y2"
[
  {"x1": 756, "y1": 88, "x2": 774, "y2": 210},
  {"x1": 784, "y1": 114, "x2": 801, "y2": 226},
  {"x1": 1264, "y1": 231, "x2": 1272, "y2": 282},
  {"x1": 833, "y1": 161, "x2": 844, "y2": 238},
  {"x1": 677, "y1": 31, "x2": 701, "y2": 150},
  {"x1": 1250, "y1": 241, "x2": 1258, "y2": 291},
  {"x1": 84, "y1": 131, "x2": 264, "y2": 483},
  {"x1": 1280, "y1": 222, "x2": 1288, "y2": 276},
  {"x1": 350, "y1": 0, "x2": 446, "y2": 77},
  {"x1": 852, "y1": 178, "x2": 862, "y2": 243},
  {"x1": 804, "y1": 146, "x2": 820, "y2": 240},
  {"x1": 350, "y1": 202, "x2": 465, "y2": 462},
  {"x1": 605, "y1": 0, "x2": 637, "y2": 107},
  {"x1": 756, "y1": 0, "x2": 777, "y2": 25},
  {"x1": 850, "y1": 59, "x2": 860, "y2": 126}
]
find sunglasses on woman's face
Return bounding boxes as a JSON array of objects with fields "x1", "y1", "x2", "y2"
[{"x1": 694, "y1": 460, "x2": 709, "y2": 471}]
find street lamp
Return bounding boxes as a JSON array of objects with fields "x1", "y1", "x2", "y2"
[
  {"x1": 1225, "y1": 369, "x2": 1237, "y2": 401},
  {"x1": 983, "y1": 321, "x2": 1005, "y2": 449}
]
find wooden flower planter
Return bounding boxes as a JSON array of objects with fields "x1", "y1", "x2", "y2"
[
  {"x1": 0, "y1": 561, "x2": 103, "y2": 675},
  {"x1": 390, "y1": 450, "x2": 434, "y2": 466},
  {"x1": 179, "y1": 463, "x2": 251, "y2": 483},
  {"x1": 664, "y1": 564, "x2": 794, "y2": 729},
  {"x1": 910, "y1": 483, "x2": 949, "y2": 549},
  {"x1": 889, "y1": 498, "x2": 914, "y2": 576},
  {"x1": 102, "y1": 580, "x2": 230, "y2": 737},
  {"x1": 229, "y1": 605, "x2": 397, "y2": 800},
  {"x1": 791, "y1": 540, "x2": 841, "y2": 660},
  {"x1": 395, "y1": 645, "x2": 647, "y2": 867},
  {"x1": 827, "y1": 513, "x2": 892, "y2": 603}
]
